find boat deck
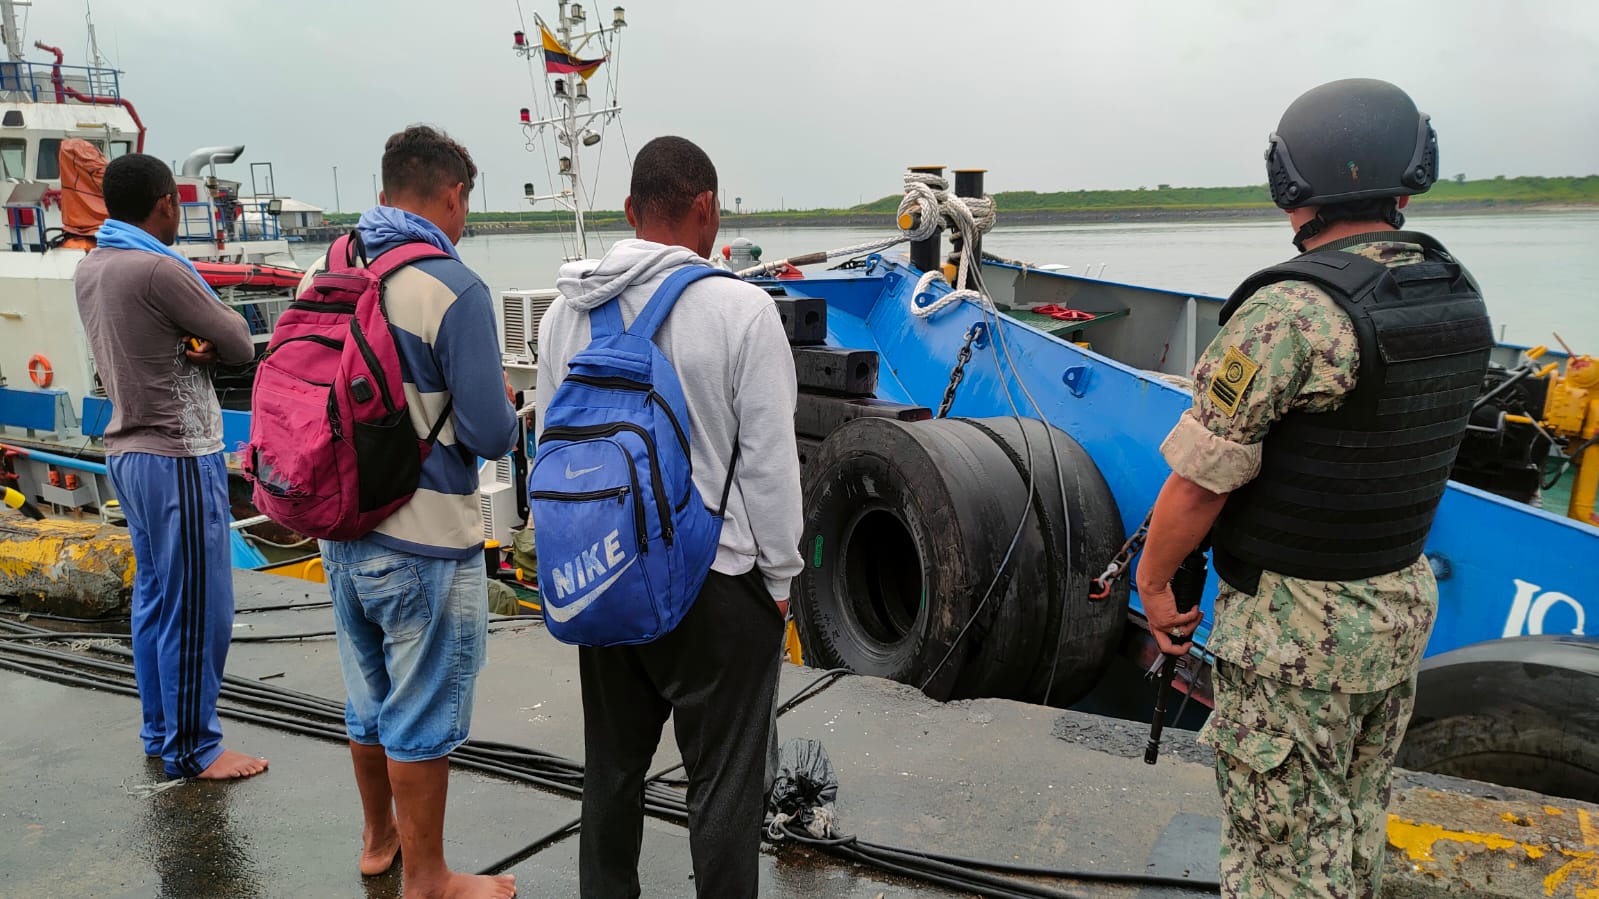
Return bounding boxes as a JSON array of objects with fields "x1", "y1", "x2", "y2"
[{"x1": 2, "y1": 570, "x2": 1593, "y2": 898}]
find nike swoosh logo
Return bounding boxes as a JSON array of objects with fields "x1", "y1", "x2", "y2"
[
  {"x1": 566, "y1": 463, "x2": 604, "y2": 479},
  {"x1": 544, "y1": 555, "x2": 639, "y2": 623}
]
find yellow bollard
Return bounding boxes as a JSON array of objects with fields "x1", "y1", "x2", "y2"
[
  {"x1": 1570, "y1": 396, "x2": 1599, "y2": 526},
  {"x1": 784, "y1": 619, "x2": 804, "y2": 665}
]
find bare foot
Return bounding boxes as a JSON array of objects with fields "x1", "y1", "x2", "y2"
[
  {"x1": 405, "y1": 872, "x2": 517, "y2": 899},
  {"x1": 360, "y1": 820, "x2": 401, "y2": 876},
  {"x1": 197, "y1": 748, "x2": 270, "y2": 780}
]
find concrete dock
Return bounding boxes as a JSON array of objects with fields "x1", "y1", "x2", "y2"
[{"x1": 1, "y1": 570, "x2": 1595, "y2": 898}]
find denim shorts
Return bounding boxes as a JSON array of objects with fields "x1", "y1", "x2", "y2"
[{"x1": 320, "y1": 538, "x2": 489, "y2": 761}]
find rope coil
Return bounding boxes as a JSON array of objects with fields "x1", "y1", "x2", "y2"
[
  {"x1": 734, "y1": 170, "x2": 996, "y2": 287},
  {"x1": 905, "y1": 171, "x2": 997, "y2": 319}
]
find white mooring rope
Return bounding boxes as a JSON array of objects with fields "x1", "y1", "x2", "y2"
[
  {"x1": 907, "y1": 171, "x2": 997, "y2": 319},
  {"x1": 735, "y1": 169, "x2": 998, "y2": 320}
]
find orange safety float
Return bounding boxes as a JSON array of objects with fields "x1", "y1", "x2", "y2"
[{"x1": 26, "y1": 354, "x2": 52, "y2": 388}]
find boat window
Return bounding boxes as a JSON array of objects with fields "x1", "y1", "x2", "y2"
[
  {"x1": 110, "y1": 141, "x2": 131, "y2": 159},
  {"x1": 36, "y1": 138, "x2": 61, "y2": 179},
  {"x1": 0, "y1": 139, "x2": 23, "y2": 180}
]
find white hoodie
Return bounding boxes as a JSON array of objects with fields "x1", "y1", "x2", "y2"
[{"x1": 535, "y1": 238, "x2": 804, "y2": 601}]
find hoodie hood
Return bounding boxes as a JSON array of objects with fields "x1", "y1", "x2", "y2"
[{"x1": 555, "y1": 238, "x2": 711, "y2": 312}]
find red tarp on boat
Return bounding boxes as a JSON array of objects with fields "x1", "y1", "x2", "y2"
[{"x1": 194, "y1": 261, "x2": 305, "y2": 290}]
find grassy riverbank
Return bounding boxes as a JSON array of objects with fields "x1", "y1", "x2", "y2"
[{"x1": 320, "y1": 175, "x2": 1598, "y2": 233}]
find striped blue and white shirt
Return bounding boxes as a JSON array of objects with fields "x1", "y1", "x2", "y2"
[{"x1": 301, "y1": 239, "x2": 518, "y2": 559}]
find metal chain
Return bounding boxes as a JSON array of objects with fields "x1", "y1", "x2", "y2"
[
  {"x1": 1089, "y1": 509, "x2": 1153, "y2": 599},
  {"x1": 936, "y1": 327, "x2": 979, "y2": 419}
]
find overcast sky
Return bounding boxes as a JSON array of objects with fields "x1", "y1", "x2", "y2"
[{"x1": 15, "y1": 0, "x2": 1598, "y2": 213}]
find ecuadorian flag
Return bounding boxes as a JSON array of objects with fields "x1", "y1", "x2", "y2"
[{"x1": 542, "y1": 25, "x2": 605, "y2": 81}]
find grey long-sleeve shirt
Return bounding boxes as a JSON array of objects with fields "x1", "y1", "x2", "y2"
[
  {"x1": 74, "y1": 248, "x2": 254, "y2": 457},
  {"x1": 536, "y1": 239, "x2": 805, "y2": 601}
]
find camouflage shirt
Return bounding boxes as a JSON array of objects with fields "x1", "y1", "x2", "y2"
[{"x1": 1160, "y1": 241, "x2": 1439, "y2": 694}]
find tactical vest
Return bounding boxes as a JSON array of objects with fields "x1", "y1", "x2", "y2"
[{"x1": 1210, "y1": 232, "x2": 1493, "y2": 594}]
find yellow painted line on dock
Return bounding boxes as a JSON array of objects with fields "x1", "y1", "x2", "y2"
[
  {"x1": 1387, "y1": 816, "x2": 1544, "y2": 862},
  {"x1": 1387, "y1": 808, "x2": 1599, "y2": 897}
]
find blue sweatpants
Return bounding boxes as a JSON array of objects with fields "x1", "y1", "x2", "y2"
[{"x1": 107, "y1": 451, "x2": 235, "y2": 778}]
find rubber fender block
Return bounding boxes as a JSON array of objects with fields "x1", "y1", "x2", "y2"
[
  {"x1": 795, "y1": 392, "x2": 932, "y2": 440},
  {"x1": 795, "y1": 416, "x2": 1126, "y2": 707},
  {"x1": 776, "y1": 297, "x2": 827, "y2": 345},
  {"x1": 796, "y1": 436, "x2": 824, "y2": 481},
  {"x1": 792, "y1": 347, "x2": 878, "y2": 396}
]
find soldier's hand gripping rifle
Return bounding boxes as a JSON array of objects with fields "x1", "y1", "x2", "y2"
[{"x1": 1144, "y1": 545, "x2": 1208, "y2": 765}]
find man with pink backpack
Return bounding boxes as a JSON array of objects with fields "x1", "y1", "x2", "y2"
[{"x1": 250, "y1": 126, "x2": 517, "y2": 897}]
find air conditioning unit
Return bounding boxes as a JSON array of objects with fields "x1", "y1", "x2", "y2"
[
  {"x1": 479, "y1": 482, "x2": 520, "y2": 547},
  {"x1": 478, "y1": 456, "x2": 522, "y2": 547},
  {"x1": 501, "y1": 288, "x2": 559, "y2": 368}
]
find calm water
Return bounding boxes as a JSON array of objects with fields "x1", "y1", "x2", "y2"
[{"x1": 299, "y1": 211, "x2": 1599, "y2": 352}]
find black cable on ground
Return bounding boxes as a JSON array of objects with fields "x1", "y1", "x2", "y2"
[
  {"x1": 236, "y1": 601, "x2": 334, "y2": 614},
  {"x1": 0, "y1": 629, "x2": 341, "y2": 643},
  {"x1": 0, "y1": 618, "x2": 532, "y2": 644},
  {"x1": 475, "y1": 816, "x2": 582, "y2": 875},
  {"x1": 0, "y1": 607, "x2": 131, "y2": 625},
  {"x1": 0, "y1": 623, "x2": 1219, "y2": 894},
  {"x1": 859, "y1": 837, "x2": 1216, "y2": 892},
  {"x1": 474, "y1": 672, "x2": 853, "y2": 877}
]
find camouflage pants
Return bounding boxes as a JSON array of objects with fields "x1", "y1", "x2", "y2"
[{"x1": 1198, "y1": 660, "x2": 1417, "y2": 899}]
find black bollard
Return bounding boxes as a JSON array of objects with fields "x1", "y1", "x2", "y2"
[
  {"x1": 952, "y1": 169, "x2": 986, "y2": 290},
  {"x1": 906, "y1": 165, "x2": 943, "y2": 274}
]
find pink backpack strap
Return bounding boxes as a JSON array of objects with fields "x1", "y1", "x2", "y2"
[
  {"x1": 321, "y1": 232, "x2": 447, "y2": 278},
  {"x1": 322, "y1": 232, "x2": 364, "y2": 274},
  {"x1": 365, "y1": 241, "x2": 452, "y2": 281}
]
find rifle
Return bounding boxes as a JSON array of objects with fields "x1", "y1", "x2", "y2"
[{"x1": 1144, "y1": 544, "x2": 1208, "y2": 765}]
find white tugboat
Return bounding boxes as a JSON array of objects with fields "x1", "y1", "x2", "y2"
[{"x1": 0, "y1": 0, "x2": 297, "y2": 562}]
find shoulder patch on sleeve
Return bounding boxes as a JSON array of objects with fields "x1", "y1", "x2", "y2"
[{"x1": 1207, "y1": 345, "x2": 1260, "y2": 417}]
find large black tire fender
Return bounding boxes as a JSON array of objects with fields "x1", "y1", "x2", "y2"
[
  {"x1": 795, "y1": 416, "x2": 1127, "y2": 706},
  {"x1": 1396, "y1": 635, "x2": 1599, "y2": 803}
]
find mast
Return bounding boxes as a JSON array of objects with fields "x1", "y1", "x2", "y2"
[
  {"x1": 85, "y1": 3, "x2": 110, "y2": 70},
  {"x1": 2, "y1": 0, "x2": 26, "y2": 63},
  {"x1": 514, "y1": 1, "x2": 625, "y2": 261}
]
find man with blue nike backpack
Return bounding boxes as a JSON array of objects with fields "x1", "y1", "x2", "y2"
[{"x1": 533, "y1": 136, "x2": 803, "y2": 898}]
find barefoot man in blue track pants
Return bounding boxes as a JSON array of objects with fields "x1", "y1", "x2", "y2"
[{"x1": 74, "y1": 153, "x2": 268, "y2": 781}]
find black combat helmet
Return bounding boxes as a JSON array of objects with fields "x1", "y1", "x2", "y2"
[{"x1": 1265, "y1": 79, "x2": 1438, "y2": 249}]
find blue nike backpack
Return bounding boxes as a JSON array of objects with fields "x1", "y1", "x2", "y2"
[{"x1": 529, "y1": 265, "x2": 739, "y2": 646}]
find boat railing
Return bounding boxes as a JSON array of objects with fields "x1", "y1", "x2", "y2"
[
  {"x1": 4, "y1": 202, "x2": 45, "y2": 252},
  {"x1": 0, "y1": 60, "x2": 120, "y2": 104},
  {"x1": 177, "y1": 200, "x2": 285, "y2": 245},
  {"x1": 223, "y1": 294, "x2": 293, "y2": 337},
  {"x1": 235, "y1": 201, "x2": 283, "y2": 242},
  {"x1": 178, "y1": 202, "x2": 216, "y2": 244}
]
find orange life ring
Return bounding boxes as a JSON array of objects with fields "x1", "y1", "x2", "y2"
[{"x1": 26, "y1": 354, "x2": 52, "y2": 388}]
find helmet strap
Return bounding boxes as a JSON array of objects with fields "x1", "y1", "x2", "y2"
[
  {"x1": 1292, "y1": 214, "x2": 1329, "y2": 253},
  {"x1": 1293, "y1": 199, "x2": 1405, "y2": 253}
]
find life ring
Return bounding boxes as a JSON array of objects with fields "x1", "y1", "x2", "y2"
[{"x1": 26, "y1": 354, "x2": 52, "y2": 388}]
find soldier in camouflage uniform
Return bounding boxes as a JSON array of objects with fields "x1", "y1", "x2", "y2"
[{"x1": 1135, "y1": 79, "x2": 1493, "y2": 899}]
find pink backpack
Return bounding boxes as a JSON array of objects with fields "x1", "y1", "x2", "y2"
[{"x1": 243, "y1": 234, "x2": 452, "y2": 541}]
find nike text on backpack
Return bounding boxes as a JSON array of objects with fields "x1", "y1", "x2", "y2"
[
  {"x1": 530, "y1": 265, "x2": 739, "y2": 647},
  {"x1": 243, "y1": 233, "x2": 453, "y2": 541}
]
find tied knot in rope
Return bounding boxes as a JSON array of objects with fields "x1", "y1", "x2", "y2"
[
  {"x1": 904, "y1": 172, "x2": 997, "y2": 319},
  {"x1": 767, "y1": 807, "x2": 839, "y2": 842},
  {"x1": 945, "y1": 192, "x2": 997, "y2": 242},
  {"x1": 897, "y1": 171, "x2": 948, "y2": 242}
]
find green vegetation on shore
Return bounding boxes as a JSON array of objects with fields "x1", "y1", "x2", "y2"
[
  {"x1": 321, "y1": 175, "x2": 1597, "y2": 228},
  {"x1": 854, "y1": 174, "x2": 1599, "y2": 214}
]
